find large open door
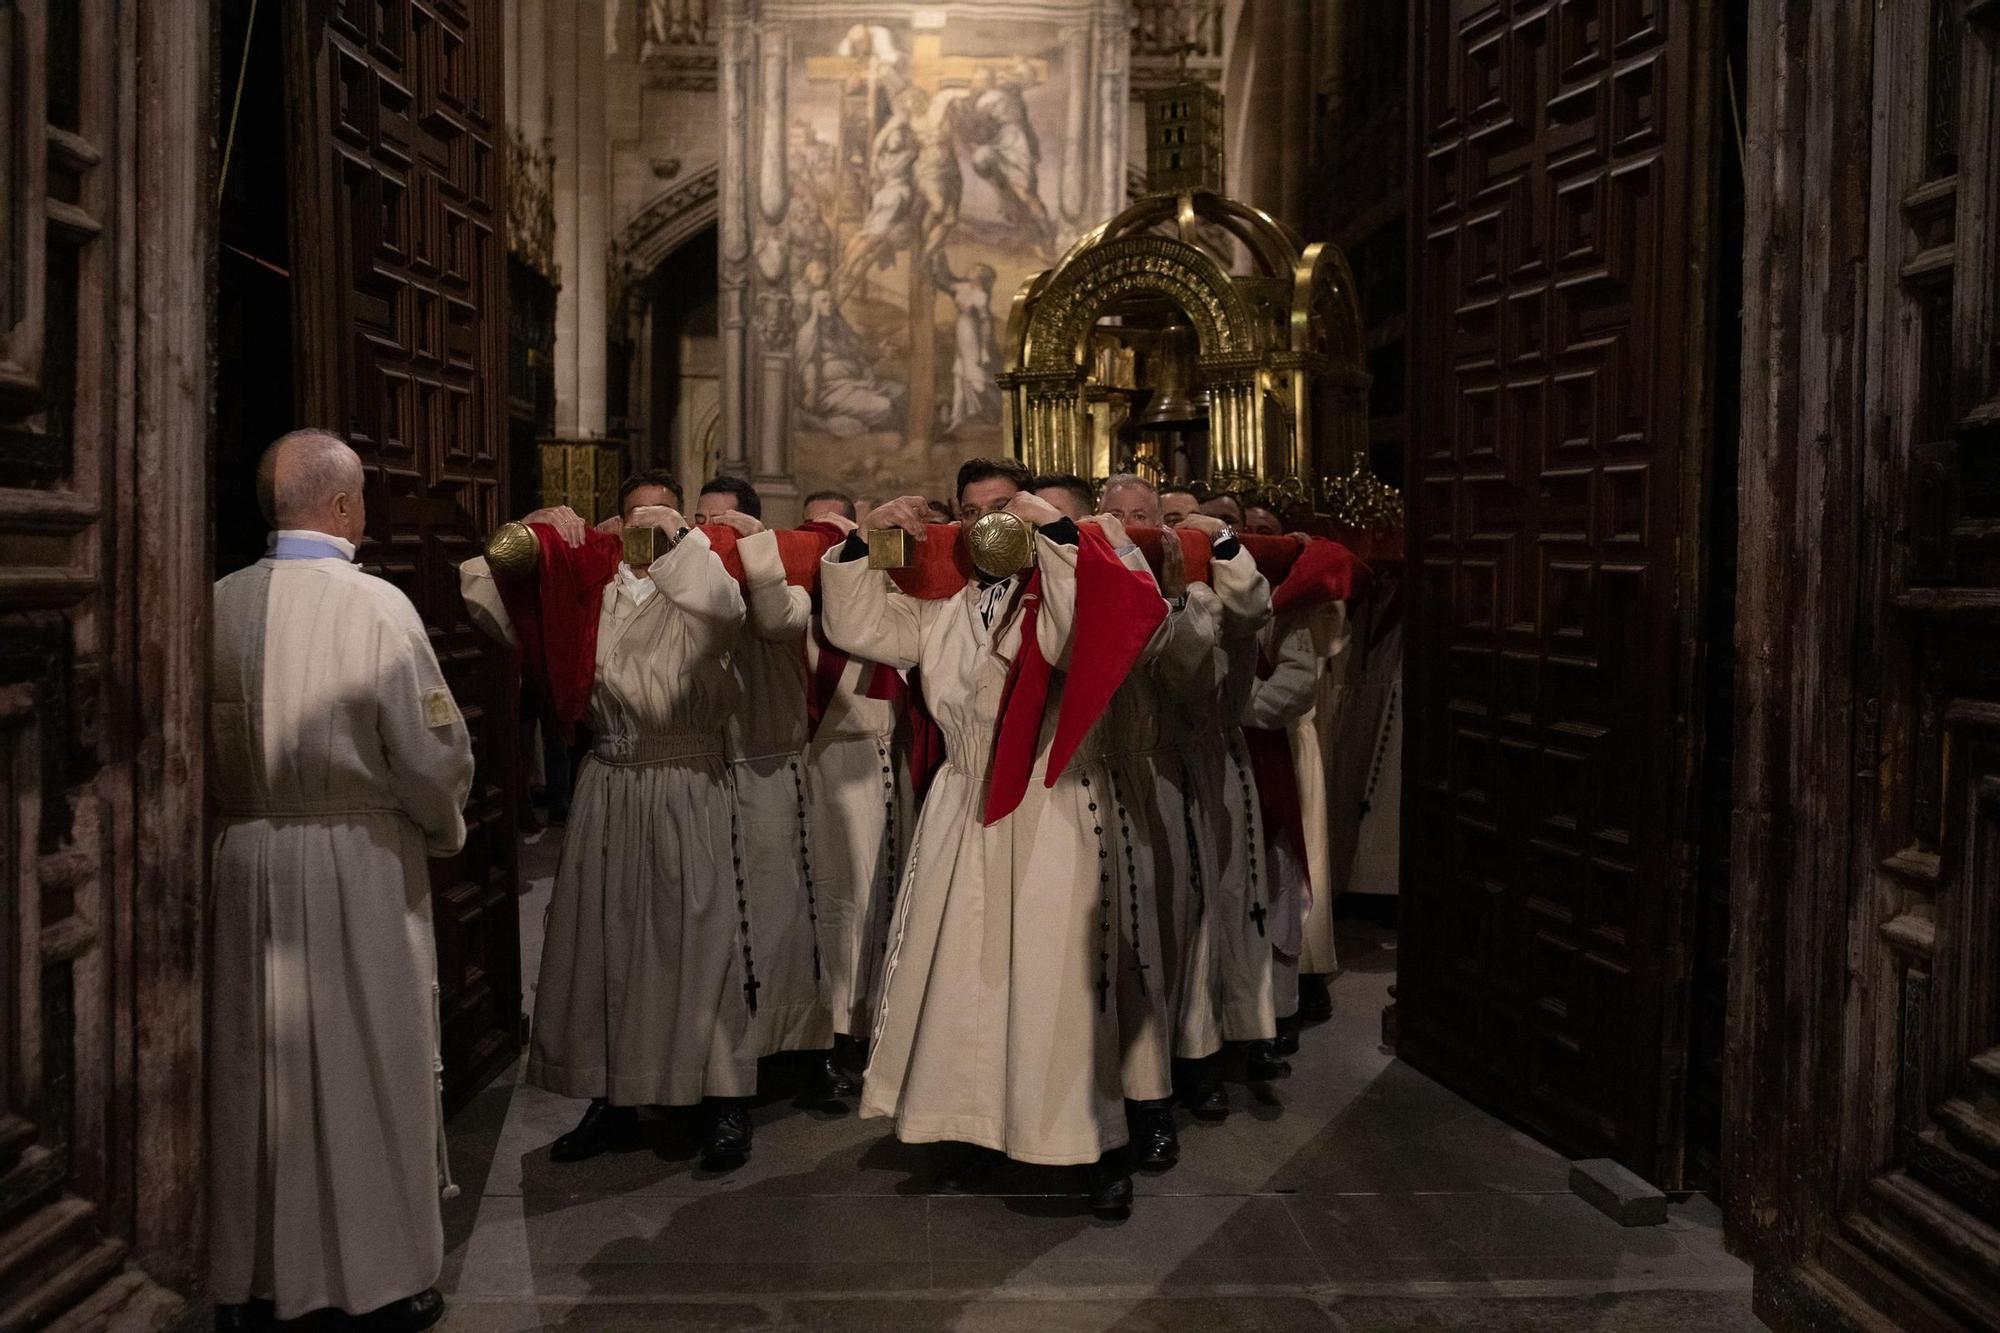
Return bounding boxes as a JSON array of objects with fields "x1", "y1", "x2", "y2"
[
  {"x1": 285, "y1": 0, "x2": 521, "y2": 1109},
  {"x1": 1732, "y1": 2, "x2": 2000, "y2": 1328},
  {"x1": 1400, "y1": 0, "x2": 1720, "y2": 1183}
]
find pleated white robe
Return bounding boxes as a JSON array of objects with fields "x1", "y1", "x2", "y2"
[
  {"x1": 823, "y1": 533, "x2": 1168, "y2": 1165},
  {"x1": 208, "y1": 544, "x2": 474, "y2": 1320},
  {"x1": 1100, "y1": 549, "x2": 1221, "y2": 1083},
  {"x1": 1177, "y1": 547, "x2": 1276, "y2": 1047},
  {"x1": 1297, "y1": 602, "x2": 1357, "y2": 975},
  {"x1": 1243, "y1": 614, "x2": 1328, "y2": 1022},
  {"x1": 731, "y1": 530, "x2": 833, "y2": 1056},
  {"x1": 460, "y1": 531, "x2": 758, "y2": 1107},
  {"x1": 804, "y1": 633, "x2": 913, "y2": 1040}
]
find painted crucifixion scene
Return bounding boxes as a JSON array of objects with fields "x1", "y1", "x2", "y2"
[{"x1": 766, "y1": 17, "x2": 1089, "y2": 498}]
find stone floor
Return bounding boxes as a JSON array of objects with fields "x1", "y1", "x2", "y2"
[{"x1": 433, "y1": 831, "x2": 1758, "y2": 1331}]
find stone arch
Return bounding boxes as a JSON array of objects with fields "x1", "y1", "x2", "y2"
[{"x1": 608, "y1": 164, "x2": 721, "y2": 320}]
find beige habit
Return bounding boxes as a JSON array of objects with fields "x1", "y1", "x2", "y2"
[
  {"x1": 730, "y1": 530, "x2": 834, "y2": 1055},
  {"x1": 1243, "y1": 614, "x2": 1330, "y2": 1020},
  {"x1": 803, "y1": 629, "x2": 913, "y2": 1039},
  {"x1": 822, "y1": 531, "x2": 1169, "y2": 1165},
  {"x1": 460, "y1": 531, "x2": 758, "y2": 1106},
  {"x1": 209, "y1": 533, "x2": 473, "y2": 1319},
  {"x1": 1179, "y1": 547, "x2": 1277, "y2": 1046}
]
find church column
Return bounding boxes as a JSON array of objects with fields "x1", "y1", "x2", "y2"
[
  {"x1": 551, "y1": 0, "x2": 609, "y2": 437},
  {"x1": 1096, "y1": 0, "x2": 1130, "y2": 217},
  {"x1": 752, "y1": 22, "x2": 799, "y2": 515},
  {"x1": 1058, "y1": 19, "x2": 1091, "y2": 229},
  {"x1": 716, "y1": 0, "x2": 752, "y2": 476}
]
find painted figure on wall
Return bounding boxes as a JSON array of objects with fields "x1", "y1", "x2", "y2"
[
  {"x1": 962, "y1": 63, "x2": 1057, "y2": 258},
  {"x1": 933, "y1": 250, "x2": 1000, "y2": 435},
  {"x1": 796, "y1": 288, "x2": 906, "y2": 437}
]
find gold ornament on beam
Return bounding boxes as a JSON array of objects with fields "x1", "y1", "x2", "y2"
[{"x1": 965, "y1": 511, "x2": 1037, "y2": 580}]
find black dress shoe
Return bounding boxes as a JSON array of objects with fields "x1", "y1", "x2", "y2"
[
  {"x1": 821, "y1": 1053, "x2": 862, "y2": 1098},
  {"x1": 700, "y1": 1102, "x2": 752, "y2": 1168},
  {"x1": 1242, "y1": 1040, "x2": 1292, "y2": 1081},
  {"x1": 361, "y1": 1286, "x2": 445, "y2": 1332},
  {"x1": 1128, "y1": 1102, "x2": 1179, "y2": 1169},
  {"x1": 1275, "y1": 1013, "x2": 1301, "y2": 1056},
  {"x1": 214, "y1": 1300, "x2": 275, "y2": 1332},
  {"x1": 550, "y1": 1098, "x2": 638, "y2": 1162},
  {"x1": 1297, "y1": 973, "x2": 1334, "y2": 1021},
  {"x1": 1085, "y1": 1156, "x2": 1133, "y2": 1220}
]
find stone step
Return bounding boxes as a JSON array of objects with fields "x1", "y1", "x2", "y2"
[
  {"x1": 1844, "y1": 1211, "x2": 2000, "y2": 1333},
  {"x1": 0, "y1": 1196, "x2": 93, "y2": 1293},
  {"x1": 0, "y1": 1203, "x2": 125, "y2": 1332}
]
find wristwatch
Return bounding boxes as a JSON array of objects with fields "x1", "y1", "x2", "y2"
[
  {"x1": 1214, "y1": 523, "x2": 1237, "y2": 547},
  {"x1": 1166, "y1": 593, "x2": 1190, "y2": 613}
]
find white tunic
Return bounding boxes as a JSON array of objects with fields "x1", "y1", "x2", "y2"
[
  {"x1": 460, "y1": 531, "x2": 758, "y2": 1107},
  {"x1": 804, "y1": 633, "x2": 913, "y2": 1039},
  {"x1": 1242, "y1": 614, "x2": 1328, "y2": 1021},
  {"x1": 730, "y1": 530, "x2": 833, "y2": 1056},
  {"x1": 1177, "y1": 547, "x2": 1275, "y2": 1047},
  {"x1": 823, "y1": 533, "x2": 1167, "y2": 1165},
  {"x1": 209, "y1": 536, "x2": 473, "y2": 1320},
  {"x1": 1099, "y1": 550, "x2": 1221, "y2": 1080}
]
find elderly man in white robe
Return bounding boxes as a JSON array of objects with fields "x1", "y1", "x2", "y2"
[
  {"x1": 209, "y1": 430, "x2": 473, "y2": 1333},
  {"x1": 460, "y1": 473, "x2": 759, "y2": 1169},
  {"x1": 694, "y1": 477, "x2": 836, "y2": 1077},
  {"x1": 824, "y1": 459, "x2": 1157, "y2": 1219}
]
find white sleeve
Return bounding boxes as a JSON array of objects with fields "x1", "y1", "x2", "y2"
[
  {"x1": 458, "y1": 555, "x2": 517, "y2": 649},
  {"x1": 648, "y1": 528, "x2": 746, "y2": 654},
  {"x1": 375, "y1": 596, "x2": 475, "y2": 856},
  {"x1": 820, "y1": 546, "x2": 927, "y2": 670},
  {"x1": 737, "y1": 528, "x2": 812, "y2": 643}
]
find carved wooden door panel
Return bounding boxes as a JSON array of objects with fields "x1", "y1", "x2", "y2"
[
  {"x1": 285, "y1": 0, "x2": 522, "y2": 1110},
  {"x1": 1746, "y1": 2, "x2": 2000, "y2": 1328},
  {"x1": 1402, "y1": 0, "x2": 1715, "y2": 1182},
  {"x1": 0, "y1": 1, "x2": 209, "y2": 1324}
]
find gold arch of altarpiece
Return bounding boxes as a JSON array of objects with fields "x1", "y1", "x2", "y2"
[{"x1": 1019, "y1": 233, "x2": 1263, "y2": 374}]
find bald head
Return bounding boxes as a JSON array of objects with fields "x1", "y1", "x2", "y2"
[{"x1": 257, "y1": 429, "x2": 366, "y2": 544}]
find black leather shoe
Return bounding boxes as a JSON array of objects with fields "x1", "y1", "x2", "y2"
[
  {"x1": 821, "y1": 1053, "x2": 862, "y2": 1098},
  {"x1": 1129, "y1": 1102, "x2": 1179, "y2": 1169},
  {"x1": 362, "y1": 1287, "x2": 445, "y2": 1332},
  {"x1": 214, "y1": 1300, "x2": 274, "y2": 1332},
  {"x1": 700, "y1": 1103, "x2": 752, "y2": 1169},
  {"x1": 1184, "y1": 1075, "x2": 1229, "y2": 1120},
  {"x1": 1275, "y1": 1014, "x2": 1301, "y2": 1056},
  {"x1": 1298, "y1": 973, "x2": 1334, "y2": 1021},
  {"x1": 1242, "y1": 1040, "x2": 1292, "y2": 1081},
  {"x1": 1086, "y1": 1156, "x2": 1133, "y2": 1220},
  {"x1": 550, "y1": 1098, "x2": 638, "y2": 1162}
]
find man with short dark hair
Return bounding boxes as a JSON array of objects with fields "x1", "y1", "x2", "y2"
[
  {"x1": 1200, "y1": 492, "x2": 1246, "y2": 528},
  {"x1": 954, "y1": 456, "x2": 1033, "y2": 521},
  {"x1": 461, "y1": 477, "x2": 757, "y2": 1169},
  {"x1": 212, "y1": 430, "x2": 472, "y2": 1331},
  {"x1": 1030, "y1": 472, "x2": 1095, "y2": 520},
  {"x1": 1242, "y1": 503, "x2": 1284, "y2": 536},
  {"x1": 803, "y1": 488, "x2": 857, "y2": 522},
  {"x1": 1160, "y1": 487, "x2": 1200, "y2": 527},
  {"x1": 821, "y1": 464, "x2": 1156, "y2": 1218},
  {"x1": 621, "y1": 469, "x2": 684, "y2": 512},
  {"x1": 698, "y1": 474, "x2": 762, "y2": 521}
]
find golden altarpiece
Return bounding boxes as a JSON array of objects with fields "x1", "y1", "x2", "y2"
[{"x1": 997, "y1": 75, "x2": 1372, "y2": 504}]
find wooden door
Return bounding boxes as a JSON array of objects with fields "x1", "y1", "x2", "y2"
[
  {"x1": 1401, "y1": 0, "x2": 1718, "y2": 1182},
  {"x1": 285, "y1": 0, "x2": 522, "y2": 1110},
  {"x1": 0, "y1": 1, "x2": 210, "y2": 1324},
  {"x1": 1732, "y1": 2, "x2": 2000, "y2": 1328}
]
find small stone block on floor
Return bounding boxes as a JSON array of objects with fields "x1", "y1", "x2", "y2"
[{"x1": 1569, "y1": 1157, "x2": 1668, "y2": 1227}]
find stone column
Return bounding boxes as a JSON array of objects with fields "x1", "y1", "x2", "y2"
[
  {"x1": 751, "y1": 23, "x2": 798, "y2": 517},
  {"x1": 1058, "y1": 19, "x2": 1091, "y2": 228},
  {"x1": 716, "y1": 0, "x2": 752, "y2": 476},
  {"x1": 550, "y1": 0, "x2": 609, "y2": 437},
  {"x1": 1096, "y1": 0, "x2": 1129, "y2": 219}
]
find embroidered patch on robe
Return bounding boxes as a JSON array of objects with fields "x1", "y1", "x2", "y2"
[{"x1": 423, "y1": 687, "x2": 461, "y2": 729}]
